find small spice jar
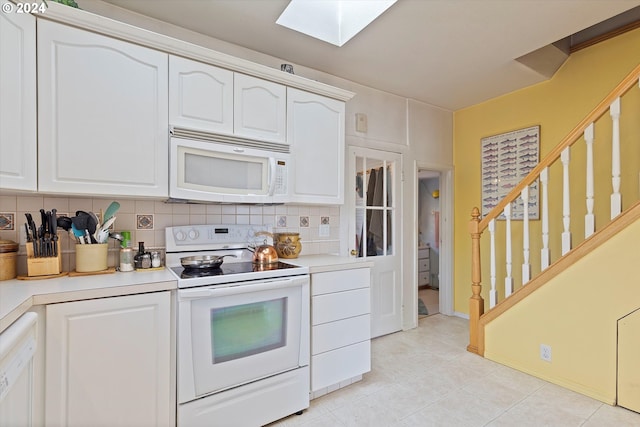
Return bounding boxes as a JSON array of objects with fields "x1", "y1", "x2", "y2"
[
  {"x1": 151, "y1": 251, "x2": 161, "y2": 268},
  {"x1": 119, "y1": 247, "x2": 134, "y2": 272}
]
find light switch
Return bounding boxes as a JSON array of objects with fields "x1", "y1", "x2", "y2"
[{"x1": 355, "y1": 113, "x2": 368, "y2": 133}]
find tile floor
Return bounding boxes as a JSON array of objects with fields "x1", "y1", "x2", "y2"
[{"x1": 271, "y1": 314, "x2": 640, "y2": 426}]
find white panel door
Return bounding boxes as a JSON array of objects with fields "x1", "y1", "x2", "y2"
[
  {"x1": 348, "y1": 147, "x2": 402, "y2": 337},
  {"x1": 0, "y1": 2, "x2": 36, "y2": 191},
  {"x1": 45, "y1": 292, "x2": 172, "y2": 427},
  {"x1": 37, "y1": 20, "x2": 169, "y2": 197},
  {"x1": 234, "y1": 73, "x2": 286, "y2": 143},
  {"x1": 169, "y1": 55, "x2": 233, "y2": 134},
  {"x1": 287, "y1": 88, "x2": 345, "y2": 204}
]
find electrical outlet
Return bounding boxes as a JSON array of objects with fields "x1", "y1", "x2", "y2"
[
  {"x1": 319, "y1": 224, "x2": 330, "y2": 237},
  {"x1": 540, "y1": 344, "x2": 552, "y2": 362}
]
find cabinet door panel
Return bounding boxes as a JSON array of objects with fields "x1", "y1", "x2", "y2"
[
  {"x1": 45, "y1": 292, "x2": 172, "y2": 427},
  {"x1": 38, "y1": 20, "x2": 168, "y2": 196},
  {"x1": 311, "y1": 341, "x2": 370, "y2": 392},
  {"x1": 287, "y1": 88, "x2": 345, "y2": 204},
  {"x1": 0, "y1": 6, "x2": 36, "y2": 190},
  {"x1": 169, "y1": 56, "x2": 233, "y2": 134},
  {"x1": 312, "y1": 268, "x2": 370, "y2": 295},
  {"x1": 234, "y1": 73, "x2": 286, "y2": 143},
  {"x1": 312, "y1": 314, "x2": 370, "y2": 355},
  {"x1": 312, "y1": 288, "x2": 370, "y2": 325}
]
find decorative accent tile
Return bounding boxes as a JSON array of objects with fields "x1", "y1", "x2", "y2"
[
  {"x1": 0, "y1": 213, "x2": 15, "y2": 230},
  {"x1": 321, "y1": 216, "x2": 330, "y2": 225},
  {"x1": 277, "y1": 216, "x2": 287, "y2": 227},
  {"x1": 136, "y1": 214, "x2": 154, "y2": 230},
  {"x1": 299, "y1": 216, "x2": 309, "y2": 227}
]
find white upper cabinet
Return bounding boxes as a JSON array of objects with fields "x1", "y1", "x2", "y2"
[
  {"x1": 234, "y1": 73, "x2": 286, "y2": 143},
  {"x1": 37, "y1": 20, "x2": 169, "y2": 197},
  {"x1": 287, "y1": 88, "x2": 346, "y2": 204},
  {"x1": 0, "y1": 3, "x2": 37, "y2": 191},
  {"x1": 169, "y1": 55, "x2": 233, "y2": 134}
]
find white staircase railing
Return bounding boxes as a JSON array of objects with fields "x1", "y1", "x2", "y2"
[{"x1": 468, "y1": 64, "x2": 640, "y2": 355}]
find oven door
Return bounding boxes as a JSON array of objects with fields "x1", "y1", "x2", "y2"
[
  {"x1": 178, "y1": 275, "x2": 309, "y2": 403},
  {"x1": 170, "y1": 137, "x2": 289, "y2": 203}
]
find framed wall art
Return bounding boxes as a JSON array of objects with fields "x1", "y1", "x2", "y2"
[{"x1": 481, "y1": 125, "x2": 540, "y2": 220}]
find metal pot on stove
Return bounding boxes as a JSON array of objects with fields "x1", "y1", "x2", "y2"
[
  {"x1": 249, "y1": 231, "x2": 279, "y2": 264},
  {"x1": 180, "y1": 254, "x2": 236, "y2": 269}
]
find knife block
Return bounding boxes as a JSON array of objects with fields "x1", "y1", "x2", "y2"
[{"x1": 26, "y1": 241, "x2": 62, "y2": 276}]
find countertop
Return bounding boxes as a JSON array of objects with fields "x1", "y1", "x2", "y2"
[
  {"x1": 0, "y1": 254, "x2": 373, "y2": 333},
  {"x1": 286, "y1": 254, "x2": 374, "y2": 273},
  {"x1": 0, "y1": 269, "x2": 177, "y2": 334}
]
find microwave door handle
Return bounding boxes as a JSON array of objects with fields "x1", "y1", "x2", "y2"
[{"x1": 268, "y1": 157, "x2": 277, "y2": 196}]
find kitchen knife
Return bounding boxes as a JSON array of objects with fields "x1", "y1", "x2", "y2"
[
  {"x1": 51, "y1": 209, "x2": 58, "y2": 257},
  {"x1": 26, "y1": 213, "x2": 38, "y2": 257}
]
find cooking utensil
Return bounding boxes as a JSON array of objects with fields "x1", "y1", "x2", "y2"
[
  {"x1": 180, "y1": 254, "x2": 236, "y2": 269},
  {"x1": 109, "y1": 232, "x2": 124, "y2": 242},
  {"x1": 56, "y1": 215, "x2": 72, "y2": 231},
  {"x1": 71, "y1": 223, "x2": 85, "y2": 244},
  {"x1": 95, "y1": 216, "x2": 117, "y2": 243},
  {"x1": 103, "y1": 201, "x2": 120, "y2": 223}
]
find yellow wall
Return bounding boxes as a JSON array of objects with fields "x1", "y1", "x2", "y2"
[
  {"x1": 453, "y1": 28, "x2": 640, "y2": 314},
  {"x1": 484, "y1": 217, "x2": 640, "y2": 403}
]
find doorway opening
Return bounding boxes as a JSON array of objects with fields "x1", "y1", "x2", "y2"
[{"x1": 417, "y1": 170, "x2": 440, "y2": 319}]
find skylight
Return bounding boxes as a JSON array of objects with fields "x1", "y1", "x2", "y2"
[{"x1": 276, "y1": 0, "x2": 397, "y2": 47}]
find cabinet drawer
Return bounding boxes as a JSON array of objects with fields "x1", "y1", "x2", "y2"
[
  {"x1": 312, "y1": 288, "x2": 370, "y2": 325},
  {"x1": 311, "y1": 341, "x2": 371, "y2": 392},
  {"x1": 312, "y1": 268, "x2": 370, "y2": 296},
  {"x1": 419, "y1": 272, "x2": 430, "y2": 286},
  {"x1": 418, "y1": 248, "x2": 429, "y2": 259},
  {"x1": 418, "y1": 259, "x2": 430, "y2": 272},
  {"x1": 312, "y1": 315, "x2": 370, "y2": 355}
]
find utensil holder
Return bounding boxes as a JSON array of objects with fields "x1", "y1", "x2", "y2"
[
  {"x1": 26, "y1": 241, "x2": 62, "y2": 276},
  {"x1": 75, "y1": 244, "x2": 108, "y2": 273}
]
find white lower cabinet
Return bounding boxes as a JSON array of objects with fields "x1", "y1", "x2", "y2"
[
  {"x1": 310, "y1": 267, "x2": 371, "y2": 396},
  {"x1": 45, "y1": 292, "x2": 173, "y2": 427}
]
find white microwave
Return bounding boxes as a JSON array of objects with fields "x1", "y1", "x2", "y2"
[{"x1": 169, "y1": 128, "x2": 289, "y2": 204}]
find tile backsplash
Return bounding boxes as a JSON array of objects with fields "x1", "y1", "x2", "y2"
[{"x1": 0, "y1": 195, "x2": 341, "y2": 275}]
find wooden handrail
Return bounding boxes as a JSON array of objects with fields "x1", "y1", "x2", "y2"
[{"x1": 478, "y1": 63, "x2": 640, "y2": 232}]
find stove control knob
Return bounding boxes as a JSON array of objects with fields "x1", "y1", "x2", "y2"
[
  {"x1": 188, "y1": 229, "x2": 199, "y2": 240},
  {"x1": 174, "y1": 230, "x2": 186, "y2": 241}
]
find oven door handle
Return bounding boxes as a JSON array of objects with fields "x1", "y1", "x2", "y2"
[{"x1": 179, "y1": 277, "x2": 306, "y2": 299}]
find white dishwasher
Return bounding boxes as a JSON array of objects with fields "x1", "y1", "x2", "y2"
[{"x1": 0, "y1": 312, "x2": 38, "y2": 427}]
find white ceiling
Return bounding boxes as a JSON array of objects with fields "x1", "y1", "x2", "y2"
[{"x1": 97, "y1": 0, "x2": 640, "y2": 111}]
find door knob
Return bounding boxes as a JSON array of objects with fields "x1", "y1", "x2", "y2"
[{"x1": 350, "y1": 249, "x2": 357, "y2": 256}]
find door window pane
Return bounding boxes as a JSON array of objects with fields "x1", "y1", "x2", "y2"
[{"x1": 356, "y1": 156, "x2": 394, "y2": 258}]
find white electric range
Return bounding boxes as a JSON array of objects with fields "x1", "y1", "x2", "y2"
[{"x1": 165, "y1": 224, "x2": 310, "y2": 427}]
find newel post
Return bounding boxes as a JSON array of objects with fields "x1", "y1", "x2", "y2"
[{"x1": 467, "y1": 207, "x2": 484, "y2": 354}]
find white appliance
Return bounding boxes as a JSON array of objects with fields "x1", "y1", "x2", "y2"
[
  {"x1": 166, "y1": 225, "x2": 310, "y2": 427},
  {"x1": 0, "y1": 312, "x2": 38, "y2": 427},
  {"x1": 169, "y1": 127, "x2": 289, "y2": 204}
]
